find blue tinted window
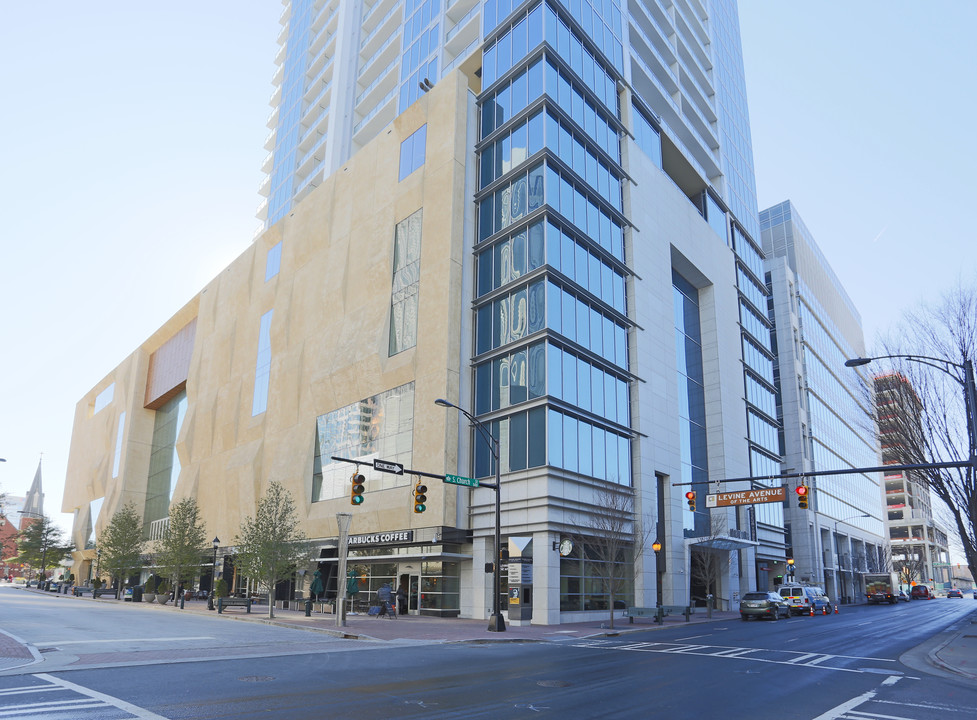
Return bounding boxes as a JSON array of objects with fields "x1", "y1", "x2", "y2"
[
  {"x1": 252, "y1": 310, "x2": 274, "y2": 416},
  {"x1": 398, "y1": 124, "x2": 427, "y2": 180},
  {"x1": 265, "y1": 242, "x2": 282, "y2": 281}
]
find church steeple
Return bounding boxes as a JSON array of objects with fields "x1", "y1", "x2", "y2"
[{"x1": 18, "y1": 460, "x2": 44, "y2": 531}]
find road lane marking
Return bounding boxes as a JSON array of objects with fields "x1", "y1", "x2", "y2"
[
  {"x1": 0, "y1": 698, "x2": 105, "y2": 717},
  {"x1": 572, "y1": 639, "x2": 895, "y2": 674},
  {"x1": 810, "y1": 689, "x2": 876, "y2": 720},
  {"x1": 35, "y1": 674, "x2": 168, "y2": 719},
  {"x1": 0, "y1": 686, "x2": 60, "y2": 697}
]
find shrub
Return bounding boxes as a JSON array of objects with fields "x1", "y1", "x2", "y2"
[
  {"x1": 92, "y1": 578, "x2": 103, "y2": 590},
  {"x1": 144, "y1": 576, "x2": 158, "y2": 593},
  {"x1": 156, "y1": 580, "x2": 170, "y2": 596},
  {"x1": 215, "y1": 578, "x2": 229, "y2": 598}
]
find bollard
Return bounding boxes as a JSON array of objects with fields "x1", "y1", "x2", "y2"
[{"x1": 305, "y1": 598, "x2": 313, "y2": 617}]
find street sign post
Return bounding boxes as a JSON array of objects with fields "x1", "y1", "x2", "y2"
[
  {"x1": 705, "y1": 486, "x2": 786, "y2": 508},
  {"x1": 444, "y1": 473, "x2": 479, "y2": 488},
  {"x1": 373, "y1": 459, "x2": 404, "y2": 475}
]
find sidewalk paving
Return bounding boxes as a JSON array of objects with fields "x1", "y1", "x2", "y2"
[{"x1": 4, "y1": 586, "x2": 976, "y2": 681}]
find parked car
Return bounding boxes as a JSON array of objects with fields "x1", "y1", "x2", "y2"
[
  {"x1": 740, "y1": 591, "x2": 791, "y2": 621},
  {"x1": 778, "y1": 585, "x2": 832, "y2": 615},
  {"x1": 973, "y1": 589, "x2": 977, "y2": 599},
  {"x1": 896, "y1": 590, "x2": 910, "y2": 602},
  {"x1": 947, "y1": 588, "x2": 963, "y2": 598}
]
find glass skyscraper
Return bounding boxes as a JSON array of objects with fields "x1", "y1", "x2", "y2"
[{"x1": 762, "y1": 200, "x2": 886, "y2": 603}]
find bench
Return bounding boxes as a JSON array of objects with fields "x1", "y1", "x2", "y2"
[
  {"x1": 217, "y1": 597, "x2": 252, "y2": 614},
  {"x1": 626, "y1": 605, "x2": 694, "y2": 624},
  {"x1": 93, "y1": 588, "x2": 115, "y2": 598}
]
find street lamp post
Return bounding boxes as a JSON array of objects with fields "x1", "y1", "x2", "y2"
[
  {"x1": 95, "y1": 548, "x2": 101, "y2": 587},
  {"x1": 652, "y1": 540, "x2": 663, "y2": 608},
  {"x1": 435, "y1": 398, "x2": 506, "y2": 632},
  {"x1": 845, "y1": 354, "x2": 977, "y2": 472},
  {"x1": 208, "y1": 537, "x2": 220, "y2": 611}
]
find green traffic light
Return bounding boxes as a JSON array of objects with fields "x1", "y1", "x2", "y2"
[
  {"x1": 414, "y1": 503, "x2": 425, "y2": 513},
  {"x1": 351, "y1": 495, "x2": 364, "y2": 505}
]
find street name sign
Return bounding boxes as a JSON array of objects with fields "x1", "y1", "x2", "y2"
[
  {"x1": 444, "y1": 473, "x2": 479, "y2": 488},
  {"x1": 706, "y1": 486, "x2": 786, "y2": 508},
  {"x1": 373, "y1": 459, "x2": 404, "y2": 475}
]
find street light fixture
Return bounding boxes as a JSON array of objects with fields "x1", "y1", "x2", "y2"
[
  {"x1": 208, "y1": 537, "x2": 220, "y2": 611},
  {"x1": 845, "y1": 354, "x2": 977, "y2": 471},
  {"x1": 435, "y1": 397, "x2": 506, "y2": 632}
]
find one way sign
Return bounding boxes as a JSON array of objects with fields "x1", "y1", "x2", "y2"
[{"x1": 373, "y1": 459, "x2": 404, "y2": 475}]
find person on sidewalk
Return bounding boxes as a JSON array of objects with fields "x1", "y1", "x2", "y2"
[
  {"x1": 377, "y1": 583, "x2": 395, "y2": 619},
  {"x1": 397, "y1": 584, "x2": 407, "y2": 615}
]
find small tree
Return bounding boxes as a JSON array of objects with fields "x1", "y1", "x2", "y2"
[
  {"x1": 97, "y1": 503, "x2": 145, "y2": 599},
  {"x1": 154, "y1": 498, "x2": 207, "y2": 608},
  {"x1": 569, "y1": 487, "x2": 651, "y2": 630},
  {"x1": 235, "y1": 481, "x2": 310, "y2": 619},
  {"x1": 16, "y1": 516, "x2": 74, "y2": 580}
]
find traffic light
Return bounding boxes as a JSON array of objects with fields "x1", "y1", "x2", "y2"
[
  {"x1": 413, "y1": 480, "x2": 427, "y2": 513},
  {"x1": 350, "y1": 473, "x2": 365, "y2": 505},
  {"x1": 796, "y1": 484, "x2": 809, "y2": 509},
  {"x1": 685, "y1": 491, "x2": 696, "y2": 512}
]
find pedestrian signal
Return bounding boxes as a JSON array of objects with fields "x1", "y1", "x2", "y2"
[
  {"x1": 685, "y1": 491, "x2": 696, "y2": 512},
  {"x1": 350, "y1": 473, "x2": 366, "y2": 505}
]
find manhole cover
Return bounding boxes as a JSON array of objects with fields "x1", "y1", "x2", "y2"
[
  {"x1": 238, "y1": 676, "x2": 275, "y2": 683},
  {"x1": 537, "y1": 680, "x2": 571, "y2": 688}
]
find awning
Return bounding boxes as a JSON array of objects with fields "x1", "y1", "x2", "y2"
[{"x1": 688, "y1": 534, "x2": 758, "y2": 551}]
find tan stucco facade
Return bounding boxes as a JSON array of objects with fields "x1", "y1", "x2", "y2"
[{"x1": 63, "y1": 73, "x2": 477, "y2": 587}]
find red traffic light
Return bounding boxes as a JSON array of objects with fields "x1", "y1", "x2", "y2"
[
  {"x1": 685, "y1": 491, "x2": 695, "y2": 500},
  {"x1": 795, "y1": 486, "x2": 808, "y2": 496}
]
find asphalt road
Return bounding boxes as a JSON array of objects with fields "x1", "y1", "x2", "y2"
[{"x1": 2, "y1": 585, "x2": 975, "y2": 719}]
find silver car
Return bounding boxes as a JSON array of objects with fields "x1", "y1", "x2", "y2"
[{"x1": 740, "y1": 591, "x2": 790, "y2": 621}]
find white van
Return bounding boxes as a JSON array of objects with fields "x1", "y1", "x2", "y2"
[{"x1": 778, "y1": 585, "x2": 832, "y2": 615}]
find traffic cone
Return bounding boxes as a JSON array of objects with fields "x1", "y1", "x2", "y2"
[
  {"x1": 809, "y1": 605, "x2": 814, "y2": 617},
  {"x1": 834, "y1": 604, "x2": 839, "y2": 614},
  {"x1": 822, "y1": 605, "x2": 828, "y2": 615}
]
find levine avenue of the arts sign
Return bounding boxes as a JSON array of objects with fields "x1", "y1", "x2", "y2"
[{"x1": 705, "y1": 486, "x2": 786, "y2": 508}]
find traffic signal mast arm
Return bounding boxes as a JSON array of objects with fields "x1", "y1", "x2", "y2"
[{"x1": 672, "y1": 459, "x2": 972, "y2": 486}]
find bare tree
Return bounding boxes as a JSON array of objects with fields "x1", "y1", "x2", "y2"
[
  {"x1": 892, "y1": 546, "x2": 927, "y2": 588},
  {"x1": 869, "y1": 279, "x2": 977, "y2": 583},
  {"x1": 569, "y1": 486, "x2": 652, "y2": 630},
  {"x1": 689, "y1": 511, "x2": 729, "y2": 613}
]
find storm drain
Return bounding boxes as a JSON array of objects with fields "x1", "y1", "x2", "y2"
[{"x1": 537, "y1": 680, "x2": 571, "y2": 688}]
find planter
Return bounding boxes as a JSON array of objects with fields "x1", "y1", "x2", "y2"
[
  {"x1": 143, "y1": 593, "x2": 156, "y2": 603},
  {"x1": 157, "y1": 593, "x2": 170, "y2": 605}
]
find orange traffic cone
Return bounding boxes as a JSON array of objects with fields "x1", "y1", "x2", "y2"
[
  {"x1": 809, "y1": 605, "x2": 814, "y2": 617},
  {"x1": 834, "y1": 604, "x2": 839, "y2": 614},
  {"x1": 822, "y1": 605, "x2": 828, "y2": 615}
]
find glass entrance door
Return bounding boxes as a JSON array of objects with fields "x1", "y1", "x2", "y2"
[{"x1": 399, "y1": 571, "x2": 419, "y2": 615}]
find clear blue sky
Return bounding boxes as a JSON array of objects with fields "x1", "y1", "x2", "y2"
[{"x1": 1, "y1": 3, "x2": 974, "y2": 545}]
